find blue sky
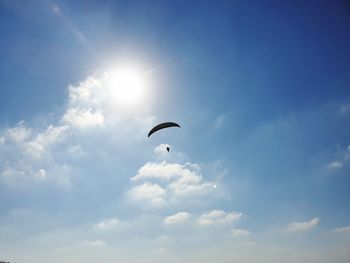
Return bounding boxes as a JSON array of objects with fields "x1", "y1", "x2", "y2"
[{"x1": 0, "y1": 0, "x2": 350, "y2": 262}]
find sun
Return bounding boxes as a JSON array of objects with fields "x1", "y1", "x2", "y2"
[{"x1": 104, "y1": 67, "x2": 146, "y2": 106}]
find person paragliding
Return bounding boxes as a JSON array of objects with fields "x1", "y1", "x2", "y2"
[{"x1": 148, "y1": 122, "x2": 181, "y2": 152}]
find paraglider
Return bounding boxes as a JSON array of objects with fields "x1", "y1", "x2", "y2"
[
  {"x1": 148, "y1": 122, "x2": 181, "y2": 137},
  {"x1": 148, "y1": 122, "x2": 181, "y2": 152}
]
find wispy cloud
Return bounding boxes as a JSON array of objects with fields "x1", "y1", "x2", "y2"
[
  {"x1": 51, "y1": 2, "x2": 97, "y2": 57},
  {"x1": 327, "y1": 161, "x2": 343, "y2": 169},
  {"x1": 94, "y1": 217, "x2": 125, "y2": 231},
  {"x1": 327, "y1": 145, "x2": 350, "y2": 171},
  {"x1": 286, "y1": 218, "x2": 320, "y2": 232},
  {"x1": 163, "y1": 212, "x2": 191, "y2": 225},
  {"x1": 333, "y1": 226, "x2": 350, "y2": 234},
  {"x1": 198, "y1": 210, "x2": 243, "y2": 226},
  {"x1": 231, "y1": 228, "x2": 251, "y2": 236}
]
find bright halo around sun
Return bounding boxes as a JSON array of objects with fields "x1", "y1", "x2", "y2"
[{"x1": 104, "y1": 67, "x2": 146, "y2": 107}]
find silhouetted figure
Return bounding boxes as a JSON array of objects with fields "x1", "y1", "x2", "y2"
[{"x1": 166, "y1": 146, "x2": 170, "y2": 152}]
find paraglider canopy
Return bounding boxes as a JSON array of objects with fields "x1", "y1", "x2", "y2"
[{"x1": 147, "y1": 122, "x2": 181, "y2": 137}]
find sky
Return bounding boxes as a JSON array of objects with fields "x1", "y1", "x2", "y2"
[{"x1": 0, "y1": 0, "x2": 350, "y2": 262}]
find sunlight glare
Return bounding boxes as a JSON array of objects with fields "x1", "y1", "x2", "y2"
[{"x1": 105, "y1": 67, "x2": 146, "y2": 106}]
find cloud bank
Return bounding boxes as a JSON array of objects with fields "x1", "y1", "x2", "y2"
[{"x1": 128, "y1": 161, "x2": 217, "y2": 208}]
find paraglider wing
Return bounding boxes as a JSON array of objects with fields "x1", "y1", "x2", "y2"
[{"x1": 148, "y1": 122, "x2": 181, "y2": 137}]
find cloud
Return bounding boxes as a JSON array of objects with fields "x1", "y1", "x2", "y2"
[
  {"x1": 6, "y1": 121, "x2": 31, "y2": 143},
  {"x1": 327, "y1": 161, "x2": 343, "y2": 169},
  {"x1": 333, "y1": 226, "x2": 350, "y2": 234},
  {"x1": 62, "y1": 78, "x2": 105, "y2": 130},
  {"x1": 154, "y1": 144, "x2": 170, "y2": 157},
  {"x1": 62, "y1": 74, "x2": 154, "y2": 140},
  {"x1": 231, "y1": 228, "x2": 251, "y2": 236},
  {"x1": 152, "y1": 144, "x2": 188, "y2": 163},
  {"x1": 128, "y1": 161, "x2": 217, "y2": 207},
  {"x1": 327, "y1": 145, "x2": 350, "y2": 171},
  {"x1": 94, "y1": 217, "x2": 125, "y2": 231},
  {"x1": 36, "y1": 169, "x2": 47, "y2": 180},
  {"x1": 63, "y1": 108, "x2": 104, "y2": 129},
  {"x1": 0, "y1": 71, "x2": 155, "y2": 187},
  {"x1": 59, "y1": 72, "x2": 154, "y2": 140},
  {"x1": 128, "y1": 183, "x2": 167, "y2": 207},
  {"x1": 163, "y1": 212, "x2": 191, "y2": 225},
  {"x1": 25, "y1": 125, "x2": 69, "y2": 159},
  {"x1": 286, "y1": 218, "x2": 320, "y2": 232},
  {"x1": 131, "y1": 162, "x2": 199, "y2": 182},
  {"x1": 67, "y1": 144, "x2": 86, "y2": 158},
  {"x1": 0, "y1": 164, "x2": 71, "y2": 187},
  {"x1": 198, "y1": 210, "x2": 243, "y2": 226},
  {"x1": 1, "y1": 167, "x2": 26, "y2": 184}
]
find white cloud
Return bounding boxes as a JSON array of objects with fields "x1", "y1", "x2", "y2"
[
  {"x1": 154, "y1": 144, "x2": 170, "y2": 157},
  {"x1": 327, "y1": 161, "x2": 343, "y2": 169},
  {"x1": 327, "y1": 145, "x2": 350, "y2": 171},
  {"x1": 198, "y1": 210, "x2": 243, "y2": 226},
  {"x1": 333, "y1": 226, "x2": 350, "y2": 234},
  {"x1": 163, "y1": 212, "x2": 190, "y2": 225},
  {"x1": 0, "y1": 119, "x2": 72, "y2": 187},
  {"x1": 128, "y1": 183, "x2": 167, "y2": 207},
  {"x1": 25, "y1": 125, "x2": 69, "y2": 159},
  {"x1": 63, "y1": 73, "x2": 154, "y2": 138},
  {"x1": 1, "y1": 167, "x2": 26, "y2": 185},
  {"x1": 67, "y1": 77, "x2": 100, "y2": 106},
  {"x1": 25, "y1": 140, "x2": 45, "y2": 159},
  {"x1": 287, "y1": 218, "x2": 320, "y2": 232},
  {"x1": 231, "y1": 228, "x2": 251, "y2": 236},
  {"x1": 35, "y1": 169, "x2": 47, "y2": 180},
  {"x1": 169, "y1": 177, "x2": 213, "y2": 197},
  {"x1": 128, "y1": 162, "x2": 217, "y2": 207},
  {"x1": 63, "y1": 108, "x2": 104, "y2": 129},
  {"x1": 1, "y1": 167, "x2": 48, "y2": 185},
  {"x1": 131, "y1": 162, "x2": 197, "y2": 182},
  {"x1": 1, "y1": 167, "x2": 49, "y2": 185},
  {"x1": 94, "y1": 217, "x2": 124, "y2": 230},
  {"x1": 6, "y1": 121, "x2": 31, "y2": 143},
  {"x1": 0, "y1": 156, "x2": 72, "y2": 188}
]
